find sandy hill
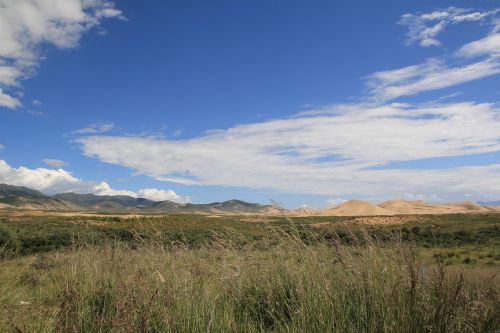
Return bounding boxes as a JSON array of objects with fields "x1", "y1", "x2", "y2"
[
  {"x1": 323, "y1": 200, "x2": 396, "y2": 216},
  {"x1": 438, "y1": 201, "x2": 490, "y2": 213},
  {"x1": 291, "y1": 207, "x2": 321, "y2": 217},
  {"x1": 484, "y1": 206, "x2": 500, "y2": 212},
  {"x1": 378, "y1": 200, "x2": 491, "y2": 215},
  {"x1": 319, "y1": 199, "x2": 498, "y2": 217},
  {"x1": 379, "y1": 200, "x2": 437, "y2": 214}
]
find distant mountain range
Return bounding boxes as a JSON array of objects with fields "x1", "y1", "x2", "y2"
[
  {"x1": 0, "y1": 183, "x2": 282, "y2": 214},
  {"x1": 0, "y1": 183, "x2": 499, "y2": 216}
]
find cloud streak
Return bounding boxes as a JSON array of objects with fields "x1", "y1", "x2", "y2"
[
  {"x1": 43, "y1": 159, "x2": 66, "y2": 168},
  {"x1": 72, "y1": 121, "x2": 115, "y2": 135},
  {"x1": 367, "y1": 57, "x2": 500, "y2": 101},
  {"x1": 399, "y1": 7, "x2": 498, "y2": 47}
]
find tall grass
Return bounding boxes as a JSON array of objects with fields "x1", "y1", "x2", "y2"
[{"x1": 1, "y1": 227, "x2": 498, "y2": 332}]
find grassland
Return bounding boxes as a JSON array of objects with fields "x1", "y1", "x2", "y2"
[{"x1": 0, "y1": 213, "x2": 499, "y2": 332}]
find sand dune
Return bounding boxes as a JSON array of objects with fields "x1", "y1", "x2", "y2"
[
  {"x1": 378, "y1": 200, "x2": 491, "y2": 215},
  {"x1": 379, "y1": 200, "x2": 438, "y2": 214},
  {"x1": 484, "y1": 205, "x2": 500, "y2": 212},
  {"x1": 322, "y1": 200, "x2": 396, "y2": 216},
  {"x1": 291, "y1": 207, "x2": 322, "y2": 216},
  {"x1": 438, "y1": 201, "x2": 490, "y2": 213},
  {"x1": 312, "y1": 199, "x2": 500, "y2": 217}
]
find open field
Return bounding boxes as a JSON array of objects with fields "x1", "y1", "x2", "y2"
[{"x1": 1, "y1": 213, "x2": 499, "y2": 332}]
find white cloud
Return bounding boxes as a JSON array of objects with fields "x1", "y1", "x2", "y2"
[
  {"x1": 494, "y1": 18, "x2": 500, "y2": 33},
  {"x1": 457, "y1": 33, "x2": 500, "y2": 58},
  {"x1": 0, "y1": 65, "x2": 22, "y2": 86},
  {"x1": 32, "y1": 99, "x2": 42, "y2": 106},
  {"x1": 399, "y1": 7, "x2": 498, "y2": 47},
  {"x1": 27, "y1": 109, "x2": 43, "y2": 116},
  {"x1": 0, "y1": 88, "x2": 21, "y2": 108},
  {"x1": 403, "y1": 192, "x2": 444, "y2": 202},
  {"x1": 0, "y1": 159, "x2": 87, "y2": 194},
  {"x1": 367, "y1": 10, "x2": 500, "y2": 102},
  {"x1": 367, "y1": 57, "x2": 500, "y2": 101},
  {"x1": 0, "y1": 160, "x2": 189, "y2": 203},
  {"x1": 72, "y1": 121, "x2": 115, "y2": 135},
  {"x1": 85, "y1": 183, "x2": 191, "y2": 203},
  {"x1": 0, "y1": 0, "x2": 122, "y2": 109},
  {"x1": 0, "y1": 144, "x2": 4, "y2": 150},
  {"x1": 92, "y1": 181, "x2": 136, "y2": 197},
  {"x1": 326, "y1": 198, "x2": 347, "y2": 207},
  {"x1": 43, "y1": 159, "x2": 66, "y2": 168},
  {"x1": 137, "y1": 188, "x2": 190, "y2": 203},
  {"x1": 77, "y1": 101, "x2": 500, "y2": 201}
]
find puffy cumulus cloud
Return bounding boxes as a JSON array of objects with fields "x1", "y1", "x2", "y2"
[
  {"x1": 399, "y1": 7, "x2": 498, "y2": 47},
  {"x1": 0, "y1": 160, "x2": 189, "y2": 203},
  {"x1": 0, "y1": 0, "x2": 123, "y2": 108},
  {"x1": 137, "y1": 188, "x2": 190, "y2": 204},
  {"x1": 92, "y1": 183, "x2": 191, "y2": 203},
  {"x1": 78, "y1": 101, "x2": 500, "y2": 202},
  {"x1": 92, "y1": 181, "x2": 136, "y2": 197},
  {"x1": 0, "y1": 159, "x2": 86, "y2": 193},
  {"x1": 43, "y1": 159, "x2": 66, "y2": 168}
]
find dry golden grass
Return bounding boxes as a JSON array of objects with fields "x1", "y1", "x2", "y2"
[{"x1": 1, "y1": 228, "x2": 498, "y2": 333}]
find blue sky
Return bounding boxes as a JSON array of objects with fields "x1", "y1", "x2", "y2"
[{"x1": 0, "y1": 0, "x2": 499, "y2": 207}]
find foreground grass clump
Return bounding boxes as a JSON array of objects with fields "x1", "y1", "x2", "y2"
[{"x1": 1, "y1": 231, "x2": 498, "y2": 333}]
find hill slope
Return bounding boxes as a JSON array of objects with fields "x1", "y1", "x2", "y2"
[
  {"x1": 0, "y1": 184, "x2": 279, "y2": 214},
  {"x1": 0, "y1": 184, "x2": 80, "y2": 211},
  {"x1": 323, "y1": 200, "x2": 396, "y2": 216},
  {"x1": 379, "y1": 200, "x2": 490, "y2": 214},
  {"x1": 0, "y1": 184, "x2": 47, "y2": 199}
]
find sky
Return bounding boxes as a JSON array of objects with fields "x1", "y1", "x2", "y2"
[{"x1": 0, "y1": 0, "x2": 499, "y2": 208}]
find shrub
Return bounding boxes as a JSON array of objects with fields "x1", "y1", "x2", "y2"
[{"x1": 0, "y1": 223, "x2": 19, "y2": 257}]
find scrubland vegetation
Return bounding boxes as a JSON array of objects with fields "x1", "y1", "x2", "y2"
[{"x1": 0, "y1": 213, "x2": 499, "y2": 332}]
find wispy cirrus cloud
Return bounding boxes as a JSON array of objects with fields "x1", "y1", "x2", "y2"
[
  {"x1": 366, "y1": 56, "x2": 500, "y2": 101},
  {"x1": 0, "y1": 0, "x2": 123, "y2": 109},
  {"x1": 399, "y1": 7, "x2": 498, "y2": 47},
  {"x1": 367, "y1": 9, "x2": 500, "y2": 102},
  {"x1": 72, "y1": 121, "x2": 115, "y2": 135}
]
